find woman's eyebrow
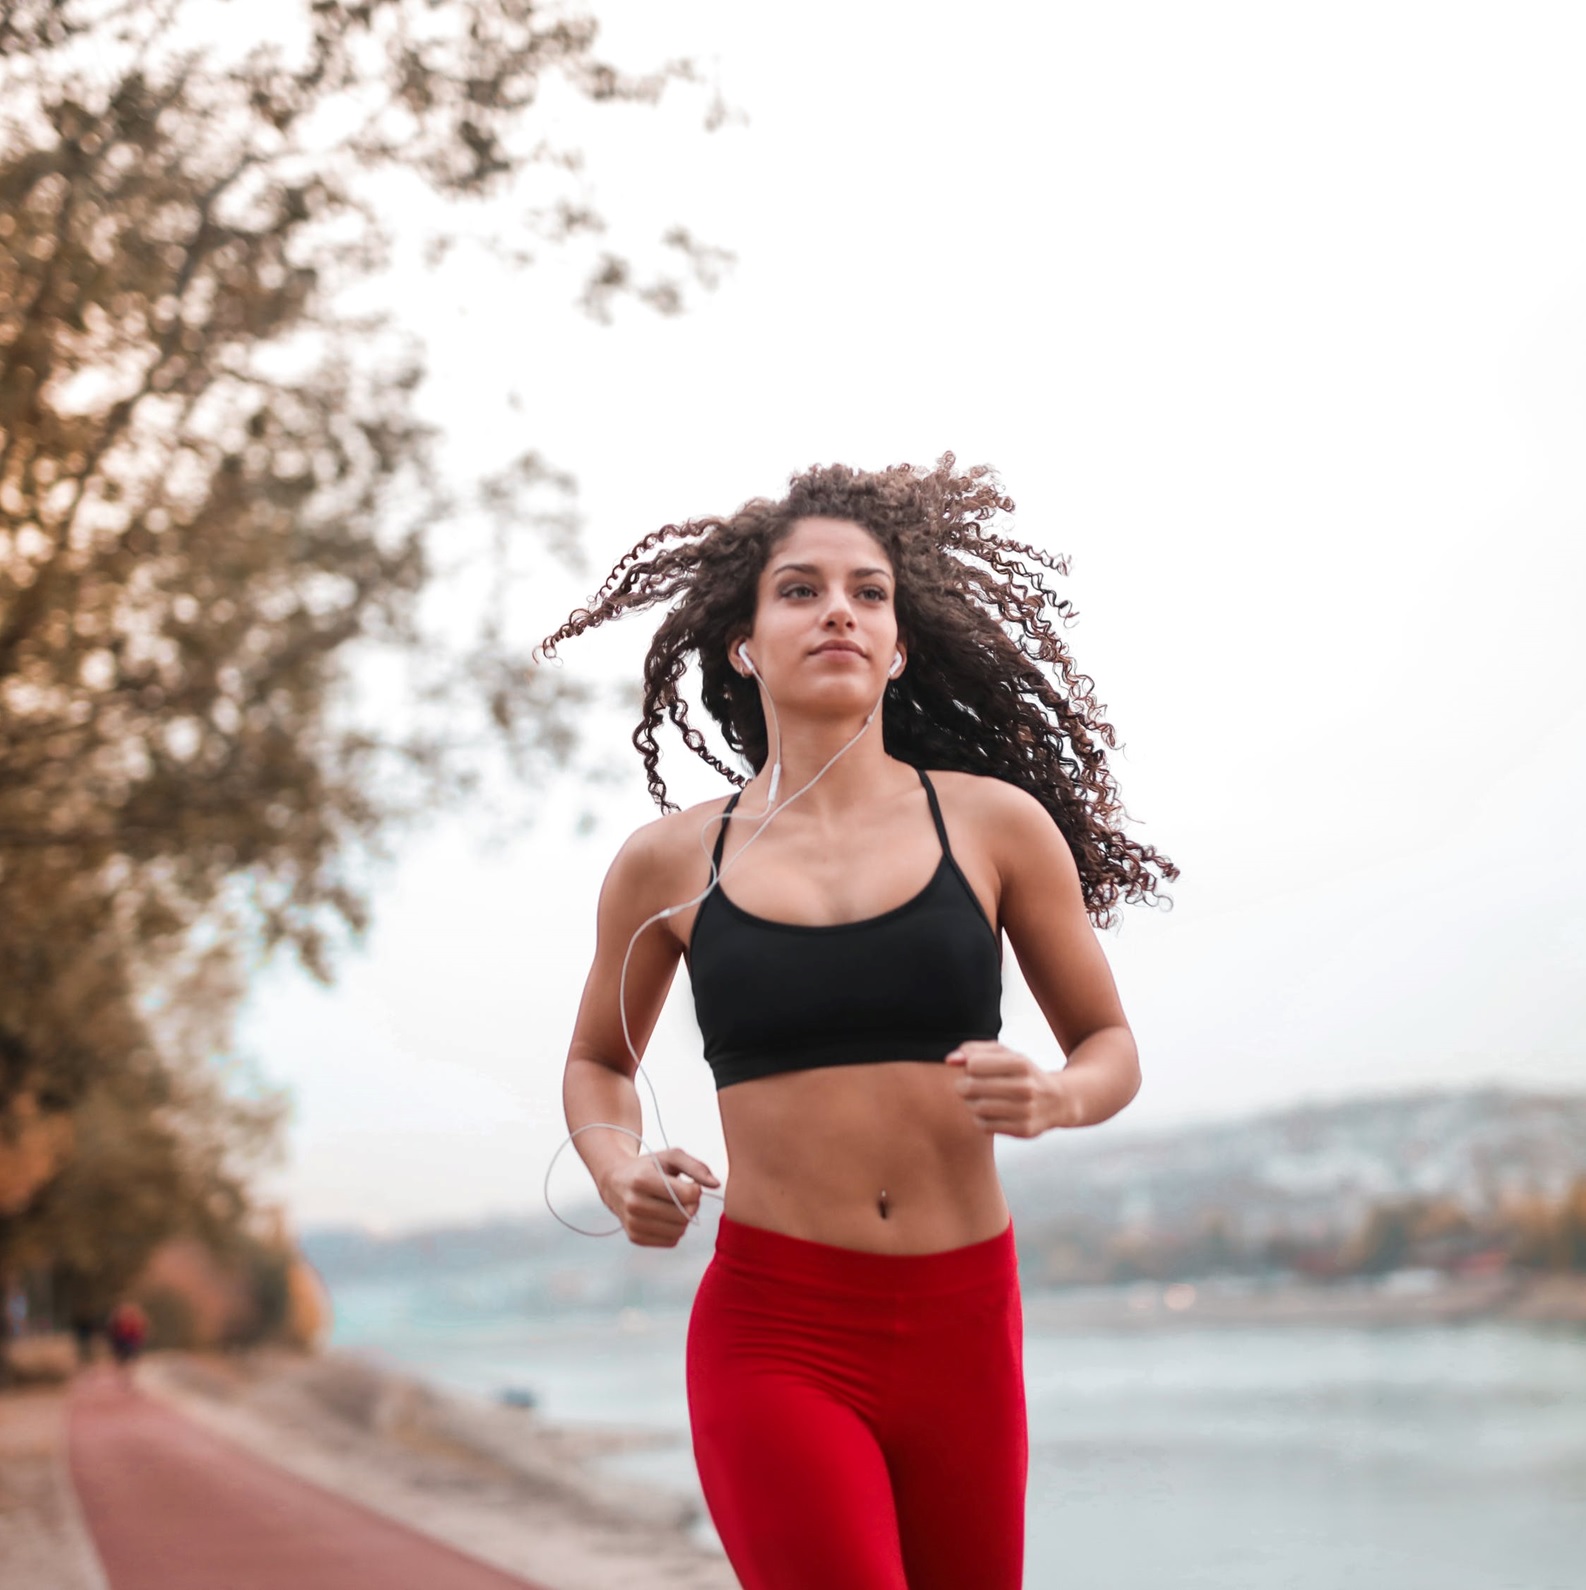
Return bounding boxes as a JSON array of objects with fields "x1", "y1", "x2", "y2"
[{"x1": 771, "y1": 562, "x2": 892, "y2": 579}]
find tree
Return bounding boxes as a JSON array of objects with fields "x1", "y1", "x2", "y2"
[
  {"x1": 2, "y1": 1042, "x2": 283, "y2": 1326},
  {"x1": 0, "y1": 0, "x2": 725, "y2": 973},
  {"x1": 0, "y1": 0, "x2": 728, "y2": 1249},
  {"x1": 0, "y1": 918, "x2": 285, "y2": 1332}
]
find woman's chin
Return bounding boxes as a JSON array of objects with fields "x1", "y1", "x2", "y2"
[{"x1": 783, "y1": 684, "x2": 885, "y2": 720}]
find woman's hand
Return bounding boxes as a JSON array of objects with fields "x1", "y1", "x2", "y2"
[
  {"x1": 600, "y1": 1147, "x2": 721, "y2": 1248},
  {"x1": 946, "y1": 1042, "x2": 1079, "y2": 1137}
]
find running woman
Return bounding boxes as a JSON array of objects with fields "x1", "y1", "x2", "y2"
[{"x1": 542, "y1": 455, "x2": 1177, "y2": 1590}]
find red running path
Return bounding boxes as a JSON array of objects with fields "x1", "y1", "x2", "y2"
[{"x1": 69, "y1": 1372, "x2": 552, "y2": 1590}]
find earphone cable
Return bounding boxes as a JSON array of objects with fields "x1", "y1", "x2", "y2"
[{"x1": 544, "y1": 661, "x2": 892, "y2": 1239}]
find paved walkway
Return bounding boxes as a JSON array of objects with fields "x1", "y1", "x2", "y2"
[{"x1": 68, "y1": 1372, "x2": 550, "y2": 1590}]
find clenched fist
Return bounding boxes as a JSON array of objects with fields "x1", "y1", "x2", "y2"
[
  {"x1": 946, "y1": 1042, "x2": 1078, "y2": 1137},
  {"x1": 600, "y1": 1147, "x2": 721, "y2": 1247}
]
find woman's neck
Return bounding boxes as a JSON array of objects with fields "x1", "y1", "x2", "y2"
[{"x1": 745, "y1": 711, "x2": 911, "y2": 823}]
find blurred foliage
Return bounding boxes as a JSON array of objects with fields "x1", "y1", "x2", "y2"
[
  {"x1": 0, "y1": 0, "x2": 726, "y2": 1290},
  {"x1": 1506, "y1": 1178, "x2": 1586, "y2": 1273},
  {"x1": 136, "y1": 1283, "x2": 198, "y2": 1350},
  {"x1": 1, "y1": 1000, "x2": 285, "y2": 1319},
  {"x1": 236, "y1": 1233, "x2": 293, "y2": 1342}
]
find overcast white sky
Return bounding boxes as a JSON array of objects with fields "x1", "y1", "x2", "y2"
[{"x1": 239, "y1": 2, "x2": 1586, "y2": 1231}]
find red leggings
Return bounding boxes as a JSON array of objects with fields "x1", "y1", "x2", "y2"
[{"x1": 686, "y1": 1216, "x2": 1027, "y2": 1590}]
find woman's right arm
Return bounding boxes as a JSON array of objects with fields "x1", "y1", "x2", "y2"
[{"x1": 562, "y1": 821, "x2": 720, "y2": 1247}]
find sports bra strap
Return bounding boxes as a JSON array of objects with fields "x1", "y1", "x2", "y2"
[
  {"x1": 711, "y1": 789, "x2": 744, "y2": 870},
  {"x1": 917, "y1": 768, "x2": 953, "y2": 859}
]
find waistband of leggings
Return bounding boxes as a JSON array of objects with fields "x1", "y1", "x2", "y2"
[{"x1": 712, "y1": 1214, "x2": 1017, "y2": 1297}]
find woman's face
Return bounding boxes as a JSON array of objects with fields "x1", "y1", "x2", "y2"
[{"x1": 734, "y1": 517, "x2": 902, "y2": 714}]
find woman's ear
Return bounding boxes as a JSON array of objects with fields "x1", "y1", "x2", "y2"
[{"x1": 727, "y1": 635, "x2": 753, "y2": 677}]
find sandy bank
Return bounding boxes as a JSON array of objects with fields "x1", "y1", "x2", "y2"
[
  {"x1": 139, "y1": 1349, "x2": 735, "y2": 1590},
  {"x1": 0, "y1": 1386, "x2": 107, "y2": 1590}
]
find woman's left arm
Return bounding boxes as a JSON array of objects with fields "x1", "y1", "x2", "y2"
[{"x1": 947, "y1": 780, "x2": 1141, "y2": 1137}]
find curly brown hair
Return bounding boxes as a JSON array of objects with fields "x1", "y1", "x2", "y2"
[{"x1": 539, "y1": 453, "x2": 1178, "y2": 926}]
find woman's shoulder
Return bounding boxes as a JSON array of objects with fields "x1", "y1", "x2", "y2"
[
  {"x1": 921, "y1": 768, "x2": 1049, "y2": 827},
  {"x1": 922, "y1": 770, "x2": 1078, "y2": 896},
  {"x1": 584, "y1": 794, "x2": 740, "y2": 941},
  {"x1": 605, "y1": 791, "x2": 740, "y2": 891}
]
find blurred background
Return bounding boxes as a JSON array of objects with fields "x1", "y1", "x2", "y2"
[{"x1": 2, "y1": 3, "x2": 1583, "y2": 1586}]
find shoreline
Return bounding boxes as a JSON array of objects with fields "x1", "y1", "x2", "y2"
[
  {"x1": 136, "y1": 1348, "x2": 735, "y2": 1590},
  {"x1": 1019, "y1": 1269, "x2": 1586, "y2": 1331}
]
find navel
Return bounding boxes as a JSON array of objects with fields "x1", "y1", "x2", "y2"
[{"x1": 877, "y1": 1188, "x2": 890, "y2": 1220}]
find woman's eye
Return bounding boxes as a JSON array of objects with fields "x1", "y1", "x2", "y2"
[
  {"x1": 858, "y1": 587, "x2": 888, "y2": 602},
  {"x1": 780, "y1": 583, "x2": 815, "y2": 599}
]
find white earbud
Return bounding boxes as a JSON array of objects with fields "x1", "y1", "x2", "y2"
[
  {"x1": 889, "y1": 651, "x2": 904, "y2": 678},
  {"x1": 735, "y1": 644, "x2": 779, "y2": 798}
]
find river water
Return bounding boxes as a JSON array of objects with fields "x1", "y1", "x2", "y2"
[{"x1": 328, "y1": 1277, "x2": 1586, "y2": 1588}]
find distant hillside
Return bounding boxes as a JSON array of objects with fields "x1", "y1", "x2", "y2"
[
  {"x1": 303, "y1": 1213, "x2": 571, "y2": 1283},
  {"x1": 305, "y1": 1204, "x2": 721, "y2": 1314},
  {"x1": 302, "y1": 1085, "x2": 1586, "y2": 1307},
  {"x1": 1000, "y1": 1084, "x2": 1586, "y2": 1245}
]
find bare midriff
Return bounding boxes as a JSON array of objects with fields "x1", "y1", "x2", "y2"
[{"x1": 716, "y1": 1059, "x2": 1010, "y2": 1254}]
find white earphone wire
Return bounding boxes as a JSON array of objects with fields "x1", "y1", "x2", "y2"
[{"x1": 544, "y1": 654, "x2": 893, "y2": 1239}]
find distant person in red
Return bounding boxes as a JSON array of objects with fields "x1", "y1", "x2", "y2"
[{"x1": 106, "y1": 1300, "x2": 148, "y2": 1385}]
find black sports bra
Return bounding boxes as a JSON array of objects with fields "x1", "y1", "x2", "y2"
[{"x1": 687, "y1": 768, "x2": 1003, "y2": 1091}]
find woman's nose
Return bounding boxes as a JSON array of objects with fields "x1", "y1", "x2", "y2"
[{"x1": 821, "y1": 592, "x2": 858, "y2": 627}]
